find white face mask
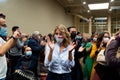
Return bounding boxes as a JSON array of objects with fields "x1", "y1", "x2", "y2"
[
  {"x1": 38, "y1": 36, "x2": 41, "y2": 39},
  {"x1": 54, "y1": 35, "x2": 64, "y2": 44},
  {"x1": 93, "y1": 37, "x2": 97, "y2": 42},
  {"x1": 103, "y1": 37, "x2": 110, "y2": 43}
]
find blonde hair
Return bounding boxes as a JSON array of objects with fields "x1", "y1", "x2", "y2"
[{"x1": 53, "y1": 24, "x2": 70, "y2": 47}]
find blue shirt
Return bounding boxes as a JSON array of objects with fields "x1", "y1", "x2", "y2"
[{"x1": 44, "y1": 43, "x2": 75, "y2": 74}]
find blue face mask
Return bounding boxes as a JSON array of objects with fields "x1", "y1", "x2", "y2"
[
  {"x1": 25, "y1": 51, "x2": 32, "y2": 57},
  {"x1": 0, "y1": 27, "x2": 7, "y2": 37}
]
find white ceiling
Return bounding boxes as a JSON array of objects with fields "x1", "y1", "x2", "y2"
[{"x1": 55, "y1": 0, "x2": 120, "y2": 19}]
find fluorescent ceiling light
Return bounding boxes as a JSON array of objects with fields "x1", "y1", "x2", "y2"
[
  {"x1": 88, "y1": 3, "x2": 109, "y2": 10},
  {"x1": 111, "y1": 6, "x2": 120, "y2": 9},
  {"x1": 95, "y1": 17, "x2": 107, "y2": 20}
]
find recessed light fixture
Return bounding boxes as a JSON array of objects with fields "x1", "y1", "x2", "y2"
[
  {"x1": 110, "y1": 0, "x2": 114, "y2": 2},
  {"x1": 83, "y1": 1, "x2": 86, "y2": 5},
  {"x1": 109, "y1": 8, "x2": 112, "y2": 11},
  {"x1": 88, "y1": 3, "x2": 109, "y2": 10},
  {"x1": 87, "y1": 10, "x2": 90, "y2": 12}
]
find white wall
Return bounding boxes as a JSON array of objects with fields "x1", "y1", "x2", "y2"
[{"x1": 0, "y1": 0, "x2": 73, "y2": 35}]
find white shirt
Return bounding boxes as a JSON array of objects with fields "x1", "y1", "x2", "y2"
[
  {"x1": 44, "y1": 43, "x2": 75, "y2": 74},
  {"x1": 0, "y1": 37, "x2": 7, "y2": 79}
]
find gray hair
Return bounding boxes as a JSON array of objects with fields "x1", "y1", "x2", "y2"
[{"x1": 32, "y1": 31, "x2": 40, "y2": 37}]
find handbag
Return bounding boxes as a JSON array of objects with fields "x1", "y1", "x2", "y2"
[{"x1": 96, "y1": 49, "x2": 107, "y2": 65}]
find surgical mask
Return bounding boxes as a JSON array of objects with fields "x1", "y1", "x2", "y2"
[
  {"x1": 93, "y1": 38, "x2": 97, "y2": 42},
  {"x1": 25, "y1": 51, "x2": 32, "y2": 57},
  {"x1": 103, "y1": 37, "x2": 110, "y2": 43},
  {"x1": 54, "y1": 35, "x2": 64, "y2": 44},
  {"x1": 75, "y1": 35, "x2": 82, "y2": 43},
  {"x1": 75, "y1": 35, "x2": 82, "y2": 39},
  {"x1": 0, "y1": 27, "x2": 7, "y2": 37}
]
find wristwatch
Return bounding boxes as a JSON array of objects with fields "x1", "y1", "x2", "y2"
[{"x1": 11, "y1": 36, "x2": 17, "y2": 40}]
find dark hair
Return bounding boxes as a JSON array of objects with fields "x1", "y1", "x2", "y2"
[
  {"x1": 91, "y1": 32, "x2": 98, "y2": 39},
  {"x1": 0, "y1": 13, "x2": 6, "y2": 19},
  {"x1": 12, "y1": 26, "x2": 19, "y2": 32},
  {"x1": 47, "y1": 33, "x2": 53, "y2": 41},
  {"x1": 77, "y1": 32, "x2": 81, "y2": 35},
  {"x1": 96, "y1": 32, "x2": 109, "y2": 48},
  {"x1": 67, "y1": 27, "x2": 71, "y2": 32},
  {"x1": 67, "y1": 26, "x2": 76, "y2": 32}
]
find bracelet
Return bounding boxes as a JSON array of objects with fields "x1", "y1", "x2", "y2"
[{"x1": 11, "y1": 36, "x2": 17, "y2": 40}]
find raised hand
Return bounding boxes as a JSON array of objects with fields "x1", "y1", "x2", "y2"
[
  {"x1": 47, "y1": 36, "x2": 54, "y2": 50},
  {"x1": 13, "y1": 30, "x2": 21, "y2": 39},
  {"x1": 78, "y1": 46, "x2": 85, "y2": 52},
  {"x1": 69, "y1": 42, "x2": 76, "y2": 52},
  {"x1": 106, "y1": 36, "x2": 115, "y2": 47}
]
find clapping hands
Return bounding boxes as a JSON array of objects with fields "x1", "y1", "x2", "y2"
[
  {"x1": 13, "y1": 30, "x2": 21, "y2": 39},
  {"x1": 69, "y1": 42, "x2": 76, "y2": 52},
  {"x1": 47, "y1": 36, "x2": 54, "y2": 50}
]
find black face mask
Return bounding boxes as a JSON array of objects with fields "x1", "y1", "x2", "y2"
[{"x1": 71, "y1": 32, "x2": 76, "y2": 40}]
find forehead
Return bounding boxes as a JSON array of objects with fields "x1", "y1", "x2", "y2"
[
  {"x1": 94, "y1": 35, "x2": 98, "y2": 38},
  {"x1": 94, "y1": 34, "x2": 98, "y2": 37},
  {"x1": 104, "y1": 33, "x2": 109, "y2": 36},
  {"x1": 70, "y1": 28, "x2": 76, "y2": 32},
  {"x1": 0, "y1": 18, "x2": 5, "y2": 20},
  {"x1": 55, "y1": 29, "x2": 61, "y2": 33},
  {"x1": 25, "y1": 47, "x2": 31, "y2": 51}
]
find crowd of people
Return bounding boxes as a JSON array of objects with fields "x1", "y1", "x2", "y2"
[{"x1": 0, "y1": 12, "x2": 120, "y2": 80}]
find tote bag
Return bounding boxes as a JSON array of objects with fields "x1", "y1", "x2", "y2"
[{"x1": 96, "y1": 49, "x2": 107, "y2": 65}]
